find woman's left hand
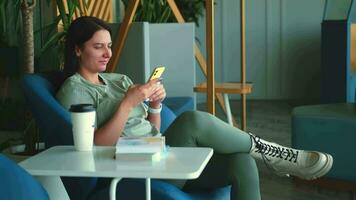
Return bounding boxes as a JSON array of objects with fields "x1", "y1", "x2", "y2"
[{"x1": 149, "y1": 82, "x2": 166, "y2": 107}]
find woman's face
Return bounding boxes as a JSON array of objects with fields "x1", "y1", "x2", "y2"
[{"x1": 76, "y1": 29, "x2": 112, "y2": 73}]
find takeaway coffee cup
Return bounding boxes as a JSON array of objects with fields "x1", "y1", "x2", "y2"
[{"x1": 69, "y1": 104, "x2": 96, "y2": 151}]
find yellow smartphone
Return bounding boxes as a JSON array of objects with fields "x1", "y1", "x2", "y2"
[{"x1": 148, "y1": 66, "x2": 165, "y2": 81}]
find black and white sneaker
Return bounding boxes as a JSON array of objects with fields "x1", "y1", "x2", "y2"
[{"x1": 249, "y1": 133, "x2": 333, "y2": 180}]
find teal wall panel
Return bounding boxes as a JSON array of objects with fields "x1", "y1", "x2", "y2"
[
  {"x1": 266, "y1": 0, "x2": 282, "y2": 99},
  {"x1": 281, "y1": 0, "x2": 325, "y2": 99},
  {"x1": 245, "y1": 0, "x2": 267, "y2": 99},
  {"x1": 195, "y1": 0, "x2": 325, "y2": 101}
]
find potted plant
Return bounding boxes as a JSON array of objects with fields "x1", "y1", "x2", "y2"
[
  {"x1": 0, "y1": 0, "x2": 81, "y2": 155},
  {"x1": 0, "y1": 0, "x2": 31, "y2": 157},
  {"x1": 13, "y1": 0, "x2": 82, "y2": 154},
  {"x1": 121, "y1": 0, "x2": 205, "y2": 26},
  {"x1": 35, "y1": 0, "x2": 82, "y2": 71}
]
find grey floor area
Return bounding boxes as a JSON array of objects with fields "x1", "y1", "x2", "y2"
[{"x1": 197, "y1": 100, "x2": 355, "y2": 200}]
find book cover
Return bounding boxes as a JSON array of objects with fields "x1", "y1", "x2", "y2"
[
  {"x1": 115, "y1": 136, "x2": 165, "y2": 154},
  {"x1": 115, "y1": 151, "x2": 162, "y2": 162}
]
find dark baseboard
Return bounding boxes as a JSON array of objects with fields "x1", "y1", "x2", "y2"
[{"x1": 294, "y1": 177, "x2": 356, "y2": 192}]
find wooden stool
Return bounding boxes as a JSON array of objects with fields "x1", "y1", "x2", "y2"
[{"x1": 194, "y1": 82, "x2": 252, "y2": 127}]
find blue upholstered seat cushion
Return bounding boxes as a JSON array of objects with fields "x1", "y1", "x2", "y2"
[
  {"x1": 292, "y1": 103, "x2": 356, "y2": 119},
  {"x1": 0, "y1": 154, "x2": 49, "y2": 200},
  {"x1": 292, "y1": 103, "x2": 356, "y2": 181}
]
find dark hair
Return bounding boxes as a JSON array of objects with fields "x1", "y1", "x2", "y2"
[{"x1": 64, "y1": 16, "x2": 112, "y2": 77}]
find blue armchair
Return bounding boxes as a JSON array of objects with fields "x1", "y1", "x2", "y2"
[
  {"x1": 21, "y1": 72, "x2": 230, "y2": 200},
  {"x1": 0, "y1": 154, "x2": 49, "y2": 200}
]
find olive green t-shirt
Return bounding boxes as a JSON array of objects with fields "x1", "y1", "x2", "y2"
[{"x1": 56, "y1": 73, "x2": 160, "y2": 137}]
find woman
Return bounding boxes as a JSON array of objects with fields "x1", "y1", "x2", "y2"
[{"x1": 57, "y1": 16, "x2": 333, "y2": 200}]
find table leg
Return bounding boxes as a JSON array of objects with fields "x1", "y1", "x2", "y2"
[
  {"x1": 110, "y1": 178, "x2": 121, "y2": 200},
  {"x1": 223, "y1": 94, "x2": 233, "y2": 125},
  {"x1": 34, "y1": 176, "x2": 69, "y2": 200},
  {"x1": 146, "y1": 178, "x2": 151, "y2": 200}
]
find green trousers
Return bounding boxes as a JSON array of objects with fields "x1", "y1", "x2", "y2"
[{"x1": 164, "y1": 111, "x2": 261, "y2": 200}]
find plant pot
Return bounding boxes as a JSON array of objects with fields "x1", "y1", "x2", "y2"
[
  {"x1": 10, "y1": 142, "x2": 45, "y2": 154},
  {"x1": 2, "y1": 142, "x2": 45, "y2": 163},
  {"x1": 110, "y1": 22, "x2": 197, "y2": 108}
]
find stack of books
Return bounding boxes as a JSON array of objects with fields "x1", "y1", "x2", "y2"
[{"x1": 115, "y1": 136, "x2": 166, "y2": 161}]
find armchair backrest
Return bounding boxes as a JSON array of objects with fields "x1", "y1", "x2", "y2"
[
  {"x1": 22, "y1": 72, "x2": 73, "y2": 148},
  {"x1": 22, "y1": 72, "x2": 99, "y2": 200}
]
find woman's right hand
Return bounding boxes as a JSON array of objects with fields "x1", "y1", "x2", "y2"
[{"x1": 122, "y1": 79, "x2": 161, "y2": 109}]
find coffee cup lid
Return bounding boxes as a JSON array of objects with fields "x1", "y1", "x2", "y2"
[{"x1": 69, "y1": 104, "x2": 95, "y2": 112}]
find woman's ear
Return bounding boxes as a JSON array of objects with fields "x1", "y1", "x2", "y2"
[{"x1": 75, "y1": 46, "x2": 81, "y2": 57}]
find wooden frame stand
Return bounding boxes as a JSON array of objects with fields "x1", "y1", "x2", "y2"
[{"x1": 107, "y1": 0, "x2": 252, "y2": 130}]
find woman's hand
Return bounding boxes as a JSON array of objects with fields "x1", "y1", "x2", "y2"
[
  {"x1": 95, "y1": 79, "x2": 162, "y2": 146},
  {"x1": 148, "y1": 80, "x2": 166, "y2": 108},
  {"x1": 147, "y1": 79, "x2": 165, "y2": 130},
  {"x1": 122, "y1": 79, "x2": 162, "y2": 109}
]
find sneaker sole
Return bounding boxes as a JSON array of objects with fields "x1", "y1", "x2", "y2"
[
  {"x1": 273, "y1": 152, "x2": 333, "y2": 180},
  {"x1": 305, "y1": 153, "x2": 333, "y2": 180}
]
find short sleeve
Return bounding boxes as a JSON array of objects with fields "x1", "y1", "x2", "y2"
[
  {"x1": 56, "y1": 82, "x2": 95, "y2": 111},
  {"x1": 109, "y1": 73, "x2": 133, "y2": 91},
  {"x1": 101, "y1": 73, "x2": 133, "y2": 92},
  {"x1": 122, "y1": 75, "x2": 134, "y2": 88}
]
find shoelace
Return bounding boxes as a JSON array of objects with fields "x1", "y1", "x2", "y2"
[
  {"x1": 251, "y1": 135, "x2": 299, "y2": 163},
  {"x1": 250, "y1": 134, "x2": 299, "y2": 176}
]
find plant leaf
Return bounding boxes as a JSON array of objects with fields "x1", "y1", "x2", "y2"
[
  {"x1": 38, "y1": 31, "x2": 66, "y2": 57},
  {"x1": 159, "y1": 6, "x2": 171, "y2": 23},
  {"x1": 55, "y1": 0, "x2": 69, "y2": 28}
]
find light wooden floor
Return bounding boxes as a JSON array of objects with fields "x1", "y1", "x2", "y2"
[{"x1": 198, "y1": 100, "x2": 356, "y2": 200}]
